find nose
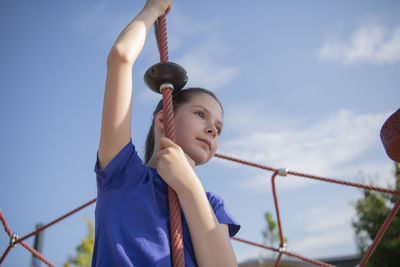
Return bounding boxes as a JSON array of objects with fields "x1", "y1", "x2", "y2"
[{"x1": 205, "y1": 122, "x2": 217, "y2": 137}]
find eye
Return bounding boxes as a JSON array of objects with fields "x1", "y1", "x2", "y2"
[
  {"x1": 195, "y1": 111, "x2": 205, "y2": 119},
  {"x1": 216, "y1": 126, "x2": 222, "y2": 135}
]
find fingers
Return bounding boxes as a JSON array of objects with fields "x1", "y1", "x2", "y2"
[
  {"x1": 164, "y1": 6, "x2": 171, "y2": 15},
  {"x1": 165, "y1": 0, "x2": 172, "y2": 15},
  {"x1": 184, "y1": 153, "x2": 195, "y2": 169},
  {"x1": 145, "y1": 0, "x2": 172, "y2": 18},
  {"x1": 159, "y1": 136, "x2": 175, "y2": 149},
  {"x1": 156, "y1": 138, "x2": 195, "y2": 169},
  {"x1": 156, "y1": 137, "x2": 176, "y2": 160}
]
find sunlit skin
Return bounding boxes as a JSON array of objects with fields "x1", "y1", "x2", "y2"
[
  {"x1": 98, "y1": 0, "x2": 238, "y2": 265},
  {"x1": 147, "y1": 93, "x2": 223, "y2": 168}
]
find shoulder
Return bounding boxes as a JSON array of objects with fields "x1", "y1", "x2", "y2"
[
  {"x1": 95, "y1": 139, "x2": 148, "y2": 189},
  {"x1": 206, "y1": 191, "x2": 225, "y2": 208},
  {"x1": 206, "y1": 191, "x2": 241, "y2": 238}
]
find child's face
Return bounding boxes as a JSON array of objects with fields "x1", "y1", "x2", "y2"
[{"x1": 174, "y1": 93, "x2": 223, "y2": 166}]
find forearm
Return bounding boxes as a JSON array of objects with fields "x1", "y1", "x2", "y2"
[
  {"x1": 178, "y1": 179, "x2": 237, "y2": 267},
  {"x1": 98, "y1": 5, "x2": 161, "y2": 169},
  {"x1": 110, "y1": 7, "x2": 159, "y2": 64}
]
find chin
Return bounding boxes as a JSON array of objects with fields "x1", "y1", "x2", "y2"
[
  {"x1": 195, "y1": 157, "x2": 210, "y2": 166},
  {"x1": 190, "y1": 151, "x2": 211, "y2": 166},
  {"x1": 183, "y1": 145, "x2": 214, "y2": 166}
]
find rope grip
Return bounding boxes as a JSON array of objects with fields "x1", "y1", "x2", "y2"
[
  {"x1": 278, "y1": 243, "x2": 287, "y2": 254},
  {"x1": 277, "y1": 168, "x2": 288, "y2": 176},
  {"x1": 144, "y1": 62, "x2": 187, "y2": 94},
  {"x1": 9, "y1": 233, "x2": 19, "y2": 247},
  {"x1": 160, "y1": 83, "x2": 174, "y2": 93}
]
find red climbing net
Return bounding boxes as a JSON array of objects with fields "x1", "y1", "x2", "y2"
[
  {"x1": 1, "y1": 11, "x2": 400, "y2": 267},
  {"x1": 1, "y1": 153, "x2": 399, "y2": 266}
]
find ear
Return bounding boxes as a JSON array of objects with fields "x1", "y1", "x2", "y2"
[{"x1": 154, "y1": 109, "x2": 165, "y2": 132}]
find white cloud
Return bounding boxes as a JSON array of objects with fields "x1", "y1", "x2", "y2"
[
  {"x1": 137, "y1": 89, "x2": 162, "y2": 103},
  {"x1": 176, "y1": 37, "x2": 240, "y2": 90},
  {"x1": 232, "y1": 171, "x2": 315, "y2": 194},
  {"x1": 168, "y1": 11, "x2": 221, "y2": 53},
  {"x1": 75, "y1": 3, "x2": 131, "y2": 43},
  {"x1": 163, "y1": 9, "x2": 240, "y2": 90},
  {"x1": 291, "y1": 205, "x2": 357, "y2": 257},
  {"x1": 76, "y1": 4, "x2": 239, "y2": 91},
  {"x1": 300, "y1": 206, "x2": 355, "y2": 233},
  {"x1": 219, "y1": 109, "x2": 389, "y2": 179},
  {"x1": 292, "y1": 229, "x2": 355, "y2": 257},
  {"x1": 342, "y1": 160, "x2": 396, "y2": 188},
  {"x1": 318, "y1": 22, "x2": 400, "y2": 64}
]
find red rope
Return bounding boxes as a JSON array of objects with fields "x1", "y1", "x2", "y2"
[
  {"x1": 287, "y1": 169, "x2": 400, "y2": 195},
  {"x1": 0, "y1": 209, "x2": 55, "y2": 267},
  {"x1": 1, "y1": 151, "x2": 398, "y2": 267},
  {"x1": 0, "y1": 209, "x2": 12, "y2": 237},
  {"x1": 359, "y1": 197, "x2": 400, "y2": 266},
  {"x1": 284, "y1": 250, "x2": 337, "y2": 267},
  {"x1": 16, "y1": 198, "x2": 97, "y2": 245},
  {"x1": 0, "y1": 246, "x2": 12, "y2": 265},
  {"x1": 271, "y1": 171, "x2": 285, "y2": 252},
  {"x1": 274, "y1": 253, "x2": 283, "y2": 267},
  {"x1": 232, "y1": 237, "x2": 337, "y2": 267},
  {"x1": 215, "y1": 153, "x2": 400, "y2": 195},
  {"x1": 156, "y1": 14, "x2": 185, "y2": 267},
  {"x1": 157, "y1": 14, "x2": 169, "y2": 62},
  {"x1": 0, "y1": 153, "x2": 397, "y2": 266},
  {"x1": 215, "y1": 152, "x2": 400, "y2": 266},
  {"x1": 0, "y1": 209, "x2": 13, "y2": 265},
  {"x1": 233, "y1": 236, "x2": 278, "y2": 252},
  {"x1": 20, "y1": 241, "x2": 55, "y2": 267}
]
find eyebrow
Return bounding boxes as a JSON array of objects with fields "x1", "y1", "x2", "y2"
[{"x1": 192, "y1": 104, "x2": 223, "y2": 128}]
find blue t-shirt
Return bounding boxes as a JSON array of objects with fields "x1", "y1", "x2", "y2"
[{"x1": 92, "y1": 140, "x2": 240, "y2": 267}]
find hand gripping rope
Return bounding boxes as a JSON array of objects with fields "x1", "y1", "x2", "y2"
[
  {"x1": 143, "y1": 13, "x2": 187, "y2": 267},
  {"x1": 1, "y1": 17, "x2": 400, "y2": 267},
  {"x1": 1, "y1": 156, "x2": 399, "y2": 266}
]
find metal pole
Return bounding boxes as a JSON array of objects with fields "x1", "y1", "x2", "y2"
[{"x1": 30, "y1": 223, "x2": 44, "y2": 267}]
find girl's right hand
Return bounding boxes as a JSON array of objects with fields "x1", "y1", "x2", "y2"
[
  {"x1": 143, "y1": 0, "x2": 172, "y2": 18},
  {"x1": 155, "y1": 137, "x2": 198, "y2": 195}
]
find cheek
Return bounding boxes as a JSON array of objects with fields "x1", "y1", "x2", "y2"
[
  {"x1": 212, "y1": 140, "x2": 218, "y2": 153},
  {"x1": 174, "y1": 120, "x2": 194, "y2": 144}
]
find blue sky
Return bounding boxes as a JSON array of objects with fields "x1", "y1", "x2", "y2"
[{"x1": 1, "y1": 0, "x2": 399, "y2": 266}]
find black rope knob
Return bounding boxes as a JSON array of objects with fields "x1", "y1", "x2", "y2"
[{"x1": 144, "y1": 62, "x2": 188, "y2": 93}]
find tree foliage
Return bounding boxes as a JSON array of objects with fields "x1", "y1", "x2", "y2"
[
  {"x1": 352, "y1": 162, "x2": 400, "y2": 267},
  {"x1": 262, "y1": 212, "x2": 281, "y2": 248},
  {"x1": 64, "y1": 217, "x2": 94, "y2": 267}
]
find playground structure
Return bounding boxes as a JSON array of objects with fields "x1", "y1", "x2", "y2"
[{"x1": 1, "y1": 11, "x2": 400, "y2": 267}]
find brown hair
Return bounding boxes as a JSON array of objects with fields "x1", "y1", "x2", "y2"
[{"x1": 144, "y1": 88, "x2": 222, "y2": 164}]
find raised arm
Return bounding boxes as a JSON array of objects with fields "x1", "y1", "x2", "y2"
[{"x1": 98, "y1": 0, "x2": 171, "y2": 170}]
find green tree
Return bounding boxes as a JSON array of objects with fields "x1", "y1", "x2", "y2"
[
  {"x1": 64, "y1": 217, "x2": 94, "y2": 267},
  {"x1": 352, "y1": 162, "x2": 400, "y2": 267},
  {"x1": 260, "y1": 212, "x2": 288, "y2": 267},
  {"x1": 262, "y1": 212, "x2": 281, "y2": 248}
]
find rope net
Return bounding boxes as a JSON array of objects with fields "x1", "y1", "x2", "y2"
[
  {"x1": 1, "y1": 11, "x2": 399, "y2": 267},
  {"x1": 1, "y1": 153, "x2": 399, "y2": 266}
]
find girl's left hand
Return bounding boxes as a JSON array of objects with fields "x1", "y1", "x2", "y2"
[{"x1": 156, "y1": 137, "x2": 197, "y2": 194}]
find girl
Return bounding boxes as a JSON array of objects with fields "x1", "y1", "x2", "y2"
[{"x1": 93, "y1": 0, "x2": 240, "y2": 266}]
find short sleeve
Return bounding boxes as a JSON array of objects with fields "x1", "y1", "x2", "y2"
[
  {"x1": 94, "y1": 139, "x2": 144, "y2": 190},
  {"x1": 206, "y1": 192, "x2": 240, "y2": 238}
]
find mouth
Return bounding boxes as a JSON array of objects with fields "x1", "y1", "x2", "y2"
[{"x1": 197, "y1": 138, "x2": 211, "y2": 150}]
